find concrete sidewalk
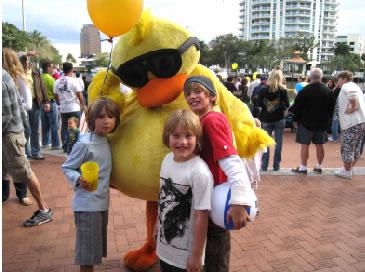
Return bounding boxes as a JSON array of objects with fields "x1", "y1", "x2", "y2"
[{"x1": 3, "y1": 131, "x2": 365, "y2": 271}]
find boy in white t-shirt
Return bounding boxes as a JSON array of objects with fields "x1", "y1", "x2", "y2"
[
  {"x1": 156, "y1": 109, "x2": 213, "y2": 272},
  {"x1": 54, "y1": 62, "x2": 84, "y2": 152}
]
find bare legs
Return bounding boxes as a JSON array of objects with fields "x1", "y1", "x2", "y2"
[
  {"x1": 314, "y1": 144, "x2": 324, "y2": 166},
  {"x1": 300, "y1": 144, "x2": 309, "y2": 166},
  {"x1": 344, "y1": 160, "x2": 357, "y2": 171},
  {"x1": 300, "y1": 144, "x2": 324, "y2": 167},
  {"x1": 26, "y1": 171, "x2": 48, "y2": 211}
]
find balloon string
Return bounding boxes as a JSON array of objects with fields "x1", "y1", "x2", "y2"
[{"x1": 100, "y1": 38, "x2": 114, "y2": 97}]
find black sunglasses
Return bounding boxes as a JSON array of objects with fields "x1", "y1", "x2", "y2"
[{"x1": 111, "y1": 37, "x2": 200, "y2": 88}]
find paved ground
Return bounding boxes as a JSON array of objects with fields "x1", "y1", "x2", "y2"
[{"x1": 3, "y1": 132, "x2": 365, "y2": 271}]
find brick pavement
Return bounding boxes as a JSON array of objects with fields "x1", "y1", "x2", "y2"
[{"x1": 3, "y1": 132, "x2": 365, "y2": 271}]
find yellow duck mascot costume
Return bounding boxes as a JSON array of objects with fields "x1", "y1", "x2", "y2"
[{"x1": 88, "y1": 11, "x2": 274, "y2": 271}]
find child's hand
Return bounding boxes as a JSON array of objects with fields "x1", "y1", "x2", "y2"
[
  {"x1": 227, "y1": 205, "x2": 251, "y2": 229},
  {"x1": 79, "y1": 176, "x2": 94, "y2": 192},
  {"x1": 187, "y1": 255, "x2": 203, "y2": 272}
]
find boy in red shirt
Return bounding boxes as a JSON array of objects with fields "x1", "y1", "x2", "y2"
[{"x1": 184, "y1": 76, "x2": 255, "y2": 272}]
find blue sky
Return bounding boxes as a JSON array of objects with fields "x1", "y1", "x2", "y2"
[{"x1": 2, "y1": 0, "x2": 364, "y2": 60}]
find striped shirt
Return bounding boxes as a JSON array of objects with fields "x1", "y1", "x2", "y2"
[{"x1": 2, "y1": 69, "x2": 27, "y2": 135}]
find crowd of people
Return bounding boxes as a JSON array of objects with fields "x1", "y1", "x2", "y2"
[
  {"x1": 219, "y1": 68, "x2": 365, "y2": 178},
  {"x1": 2, "y1": 48, "x2": 89, "y2": 223},
  {"x1": 2, "y1": 48, "x2": 365, "y2": 272}
]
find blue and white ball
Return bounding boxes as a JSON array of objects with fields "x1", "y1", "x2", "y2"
[{"x1": 210, "y1": 182, "x2": 257, "y2": 230}]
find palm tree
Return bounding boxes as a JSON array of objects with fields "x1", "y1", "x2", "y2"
[{"x1": 28, "y1": 30, "x2": 45, "y2": 48}]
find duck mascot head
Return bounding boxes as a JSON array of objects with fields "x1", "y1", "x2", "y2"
[{"x1": 88, "y1": 8, "x2": 274, "y2": 272}]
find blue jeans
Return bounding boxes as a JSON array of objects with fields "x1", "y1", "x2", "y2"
[
  {"x1": 261, "y1": 119, "x2": 285, "y2": 170},
  {"x1": 41, "y1": 101, "x2": 60, "y2": 147},
  {"x1": 24, "y1": 114, "x2": 31, "y2": 158},
  {"x1": 61, "y1": 111, "x2": 80, "y2": 151},
  {"x1": 331, "y1": 119, "x2": 339, "y2": 141},
  {"x1": 28, "y1": 103, "x2": 41, "y2": 157}
]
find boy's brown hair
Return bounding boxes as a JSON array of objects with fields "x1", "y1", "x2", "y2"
[
  {"x1": 337, "y1": 71, "x2": 353, "y2": 81},
  {"x1": 162, "y1": 109, "x2": 202, "y2": 152},
  {"x1": 86, "y1": 97, "x2": 120, "y2": 133}
]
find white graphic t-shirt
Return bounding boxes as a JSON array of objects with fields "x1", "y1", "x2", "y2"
[
  {"x1": 157, "y1": 152, "x2": 213, "y2": 269},
  {"x1": 54, "y1": 76, "x2": 82, "y2": 113}
]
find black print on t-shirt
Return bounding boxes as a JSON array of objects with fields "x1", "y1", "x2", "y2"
[
  {"x1": 58, "y1": 78, "x2": 70, "y2": 93},
  {"x1": 159, "y1": 177, "x2": 192, "y2": 250}
]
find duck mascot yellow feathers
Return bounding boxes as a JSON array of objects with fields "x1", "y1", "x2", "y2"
[{"x1": 88, "y1": 11, "x2": 274, "y2": 271}]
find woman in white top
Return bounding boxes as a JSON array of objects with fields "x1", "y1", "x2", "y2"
[
  {"x1": 334, "y1": 71, "x2": 365, "y2": 179},
  {"x1": 2, "y1": 48, "x2": 33, "y2": 206},
  {"x1": 2, "y1": 48, "x2": 32, "y2": 111}
]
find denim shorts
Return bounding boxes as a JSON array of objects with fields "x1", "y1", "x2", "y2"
[{"x1": 296, "y1": 123, "x2": 327, "y2": 144}]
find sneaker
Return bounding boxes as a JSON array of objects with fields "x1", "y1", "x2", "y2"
[
  {"x1": 41, "y1": 144, "x2": 51, "y2": 148},
  {"x1": 23, "y1": 209, "x2": 53, "y2": 227},
  {"x1": 291, "y1": 167, "x2": 307, "y2": 174},
  {"x1": 19, "y1": 197, "x2": 33, "y2": 206},
  {"x1": 273, "y1": 167, "x2": 280, "y2": 171},
  {"x1": 334, "y1": 169, "x2": 352, "y2": 179},
  {"x1": 328, "y1": 137, "x2": 337, "y2": 143},
  {"x1": 313, "y1": 167, "x2": 322, "y2": 174}
]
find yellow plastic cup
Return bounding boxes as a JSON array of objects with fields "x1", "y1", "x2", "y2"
[{"x1": 80, "y1": 162, "x2": 99, "y2": 191}]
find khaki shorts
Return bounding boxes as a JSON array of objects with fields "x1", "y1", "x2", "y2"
[{"x1": 2, "y1": 132, "x2": 32, "y2": 183}]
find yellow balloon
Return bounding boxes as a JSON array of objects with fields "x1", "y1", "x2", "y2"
[
  {"x1": 253, "y1": 72, "x2": 258, "y2": 80},
  {"x1": 231, "y1": 63, "x2": 238, "y2": 70},
  {"x1": 87, "y1": 0, "x2": 144, "y2": 37}
]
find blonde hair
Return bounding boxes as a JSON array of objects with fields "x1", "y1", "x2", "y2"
[
  {"x1": 2, "y1": 48, "x2": 27, "y2": 88},
  {"x1": 268, "y1": 69, "x2": 286, "y2": 92},
  {"x1": 162, "y1": 109, "x2": 202, "y2": 151}
]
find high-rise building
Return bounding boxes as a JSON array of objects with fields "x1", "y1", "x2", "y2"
[
  {"x1": 336, "y1": 34, "x2": 365, "y2": 56},
  {"x1": 239, "y1": 0, "x2": 339, "y2": 64},
  {"x1": 80, "y1": 24, "x2": 101, "y2": 57}
]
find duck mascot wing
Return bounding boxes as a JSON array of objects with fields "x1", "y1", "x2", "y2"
[{"x1": 88, "y1": 11, "x2": 274, "y2": 271}]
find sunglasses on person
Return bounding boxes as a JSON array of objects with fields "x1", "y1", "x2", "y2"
[{"x1": 111, "y1": 37, "x2": 200, "y2": 88}]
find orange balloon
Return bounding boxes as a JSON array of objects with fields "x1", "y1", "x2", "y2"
[{"x1": 87, "y1": 0, "x2": 144, "y2": 37}]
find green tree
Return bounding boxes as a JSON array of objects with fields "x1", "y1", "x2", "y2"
[
  {"x1": 333, "y1": 42, "x2": 351, "y2": 55},
  {"x1": 95, "y1": 52, "x2": 109, "y2": 67},
  {"x1": 241, "y1": 40, "x2": 278, "y2": 71},
  {"x1": 2, "y1": 22, "x2": 29, "y2": 51},
  {"x1": 2, "y1": 22, "x2": 62, "y2": 65},
  {"x1": 66, "y1": 53, "x2": 77, "y2": 63},
  {"x1": 199, "y1": 40, "x2": 214, "y2": 66},
  {"x1": 292, "y1": 33, "x2": 318, "y2": 60},
  {"x1": 325, "y1": 53, "x2": 362, "y2": 72},
  {"x1": 209, "y1": 34, "x2": 242, "y2": 70},
  {"x1": 28, "y1": 30, "x2": 46, "y2": 48}
]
